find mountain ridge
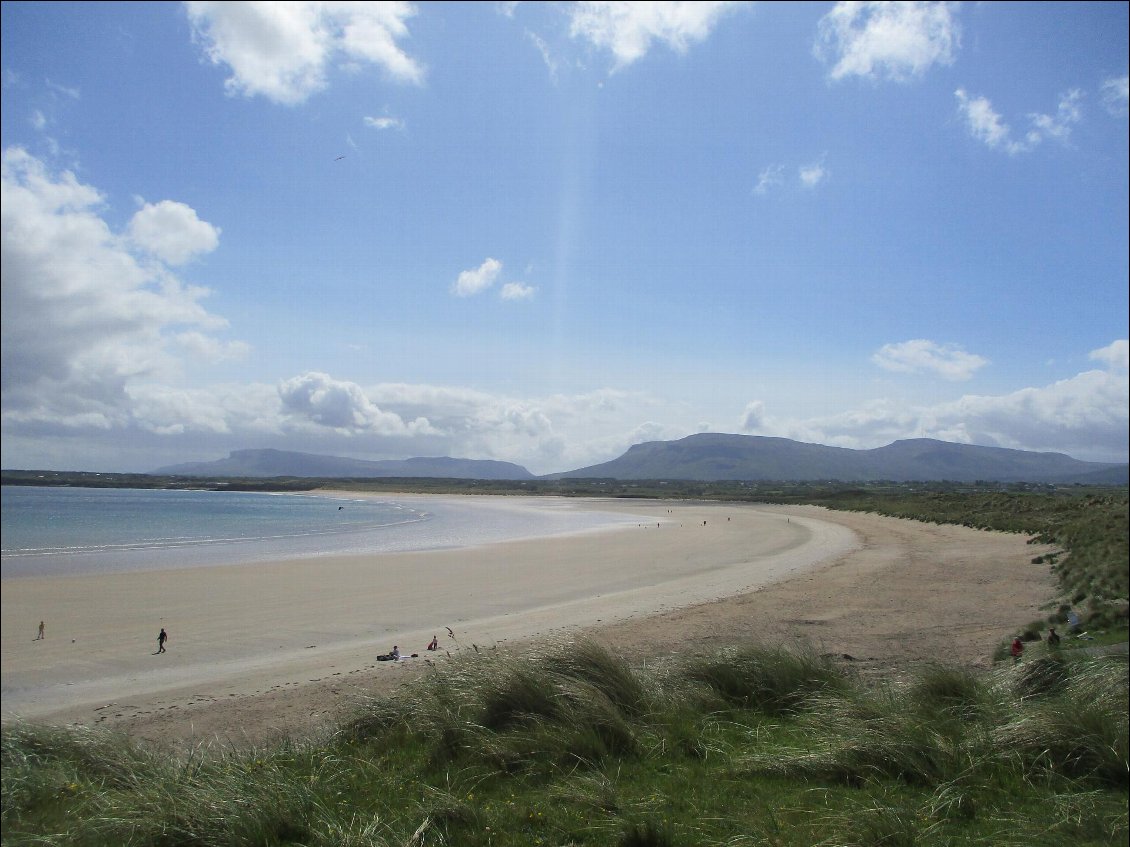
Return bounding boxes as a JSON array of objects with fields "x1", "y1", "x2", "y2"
[
  {"x1": 147, "y1": 437, "x2": 1128, "y2": 485},
  {"x1": 552, "y1": 434, "x2": 1127, "y2": 484},
  {"x1": 151, "y1": 449, "x2": 535, "y2": 480}
]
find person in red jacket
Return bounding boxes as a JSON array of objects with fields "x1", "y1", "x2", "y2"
[{"x1": 1010, "y1": 637, "x2": 1024, "y2": 663}]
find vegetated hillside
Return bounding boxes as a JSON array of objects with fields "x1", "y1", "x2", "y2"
[
  {"x1": 554, "y1": 433, "x2": 1128, "y2": 484},
  {"x1": 150, "y1": 449, "x2": 535, "y2": 480}
]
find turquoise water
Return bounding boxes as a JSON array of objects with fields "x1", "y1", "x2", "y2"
[{"x1": 1, "y1": 486, "x2": 639, "y2": 578}]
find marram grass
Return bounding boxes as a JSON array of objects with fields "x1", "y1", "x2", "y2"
[{"x1": 3, "y1": 641, "x2": 1126, "y2": 847}]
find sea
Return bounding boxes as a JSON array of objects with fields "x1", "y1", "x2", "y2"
[{"x1": 0, "y1": 486, "x2": 641, "y2": 579}]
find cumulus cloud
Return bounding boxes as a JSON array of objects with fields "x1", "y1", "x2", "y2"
[
  {"x1": 499, "y1": 281, "x2": 536, "y2": 301},
  {"x1": 955, "y1": 88, "x2": 1084, "y2": 154},
  {"x1": 1102, "y1": 73, "x2": 1129, "y2": 116},
  {"x1": 568, "y1": 1, "x2": 745, "y2": 71},
  {"x1": 872, "y1": 339, "x2": 988, "y2": 381},
  {"x1": 185, "y1": 1, "x2": 423, "y2": 105},
  {"x1": 173, "y1": 331, "x2": 251, "y2": 363},
  {"x1": 127, "y1": 200, "x2": 221, "y2": 265},
  {"x1": 1, "y1": 148, "x2": 235, "y2": 431},
  {"x1": 452, "y1": 257, "x2": 502, "y2": 296},
  {"x1": 815, "y1": 1, "x2": 960, "y2": 82},
  {"x1": 1089, "y1": 338, "x2": 1128, "y2": 372},
  {"x1": 278, "y1": 371, "x2": 434, "y2": 434}
]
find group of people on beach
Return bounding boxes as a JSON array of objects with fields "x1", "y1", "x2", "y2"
[
  {"x1": 37, "y1": 618, "x2": 447, "y2": 662},
  {"x1": 377, "y1": 631, "x2": 447, "y2": 662},
  {"x1": 32, "y1": 621, "x2": 169, "y2": 654}
]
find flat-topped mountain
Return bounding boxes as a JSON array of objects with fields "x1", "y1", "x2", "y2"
[
  {"x1": 151, "y1": 449, "x2": 535, "y2": 480},
  {"x1": 552, "y1": 434, "x2": 1128, "y2": 484}
]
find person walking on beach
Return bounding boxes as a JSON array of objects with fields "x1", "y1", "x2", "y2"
[
  {"x1": 35, "y1": 621, "x2": 45, "y2": 640},
  {"x1": 157, "y1": 628, "x2": 168, "y2": 654}
]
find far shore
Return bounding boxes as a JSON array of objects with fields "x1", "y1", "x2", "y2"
[{"x1": 0, "y1": 493, "x2": 1057, "y2": 746}]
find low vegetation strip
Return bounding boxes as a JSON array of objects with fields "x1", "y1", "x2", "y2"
[{"x1": 3, "y1": 642, "x2": 1127, "y2": 846}]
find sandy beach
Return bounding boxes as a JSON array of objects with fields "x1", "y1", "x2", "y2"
[{"x1": 1, "y1": 495, "x2": 1057, "y2": 746}]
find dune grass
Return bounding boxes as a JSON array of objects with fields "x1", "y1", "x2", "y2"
[{"x1": 3, "y1": 641, "x2": 1126, "y2": 846}]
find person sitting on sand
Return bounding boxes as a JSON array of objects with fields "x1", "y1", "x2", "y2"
[
  {"x1": 1010, "y1": 637, "x2": 1024, "y2": 663},
  {"x1": 1047, "y1": 627, "x2": 1061, "y2": 647},
  {"x1": 390, "y1": 645, "x2": 400, "y2": 660},
  {"x1": 427, "y1": 635, "x2": 439, "y2": 651}
]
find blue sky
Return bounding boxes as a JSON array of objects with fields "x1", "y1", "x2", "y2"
[{"x1": 2, "y1": 1, "x2": 1127, "y2": 475}]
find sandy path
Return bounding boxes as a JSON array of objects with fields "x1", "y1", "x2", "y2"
[{"x1": 1, "y1": 498, "x2": 1057, "y2": 747}]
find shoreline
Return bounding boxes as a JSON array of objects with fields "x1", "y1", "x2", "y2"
[{"x1": 1, "y1": 496, "x2": 1057, "y2": 746}]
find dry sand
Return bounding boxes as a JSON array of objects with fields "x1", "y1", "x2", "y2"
[{"x1": 1, "y1": 495, "x2": 1058, "y2": 747}]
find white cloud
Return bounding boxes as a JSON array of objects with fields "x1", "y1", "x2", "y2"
[
  {"x1": 30, "y1": 110, "x2": 46, "y2": 131},
  {"x1": 777, "y1": 340, "x2": 1129, "y2": 462},
  {"x1": 452, "y1": 257, "x2": 502, "y2": 296},
  {"x1": 872, "y1": 339, "x2": 988, "y2": 381},
  {"x1": 278, "y1": 371, "x2": 434, "y2": 434},
  {"x1": 185, "y1": 1, "x2": 423, "y2": 106},
  {"x1": 739, "y1": 400, "x2": 766, "y2": 431},
  {"x1": 753, "y1": 164, "x2": 784, "y2": 195},
  {"x1": 364, "y1": 115, "x2": 404, "y2": 130},
  {"x1": 46, "y1": 79, "x2": 80, "y2": 100},
  {"x1": 1, "y1": 148, "x2": 235, "y2": 432},
  {"x1": 526, "y1": 30, "x2": 561, "y2": 81},
  {"x1": 798, "y1": 159, "x2": 829, "y2": 188},
  {"x1": 755, "y1": 160, "x2": 828, "y2": 194},
  {"x1": 1101, "y1": 73, "x2": 1129, "y2": 116},
  {"x1": 955, "y1": 88, "x2": 1084, "y2": 154},
  {"x1": 954, "y1": 89, "x2": 1012, "y2": 149},
  {"x1": 127, "y1": 199, "x2": 221, "y2": 265},
  {"x1": 1089, "y1": 339, "x2": 1128, "y2": 372},
  {"x1": 567, "y1": 1, "x2": 745, "y2": 71},
  {"x1": 173, "y1": 331, "x2": 251, "y2": 363},
  {"x1": 816, "y1": 1, "x2": 960, "y2": 82},
  {"x1": 499, "y1": 281, "x2": 536, "y2": 300}
]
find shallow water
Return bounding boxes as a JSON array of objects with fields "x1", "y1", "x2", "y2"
[{"x1": 0, "y1": 486, "x2": 641, "y2": 578}]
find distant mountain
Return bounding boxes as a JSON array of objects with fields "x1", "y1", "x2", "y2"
[
  {"x1": 552, "y1": 434, "x2": 1128, "y2": 484},
  {"x1": 151, "y1": 449, "x2": 535, "y2": 480}
]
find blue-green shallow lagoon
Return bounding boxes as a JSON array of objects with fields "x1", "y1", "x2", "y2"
[{"x1": 1, "y1": 486, "x2": 641, "y2": 578}]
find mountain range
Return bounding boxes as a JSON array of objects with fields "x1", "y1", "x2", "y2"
[
  {"x1": 152, "y1": 449, "x2": 535, "y2": 480},
  {"x1": 151, "y1": 436, "x2": 1128, "y2": 485}
]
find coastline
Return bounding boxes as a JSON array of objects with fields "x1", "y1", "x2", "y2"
[{"x1": 0, "y1": 495, "x2": 1057, "y2": 746}]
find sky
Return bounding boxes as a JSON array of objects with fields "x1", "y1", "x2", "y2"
[{"x1": 1, "y1": 1, "x2": 1127, "y2": 476}]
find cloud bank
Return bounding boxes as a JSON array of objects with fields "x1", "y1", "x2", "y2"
[{"x1": 1, "y1": 148, "x2": 233, "y2": 432}]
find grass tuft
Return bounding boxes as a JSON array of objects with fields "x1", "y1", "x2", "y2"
[{"x1": 683, "y1": 645, "x2": 847, "y2": 715}]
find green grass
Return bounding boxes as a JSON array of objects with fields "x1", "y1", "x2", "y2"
[{"x1": 4, "y1": 642, "x2": 1126, "y2": 846}]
